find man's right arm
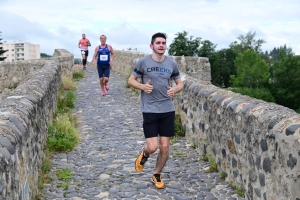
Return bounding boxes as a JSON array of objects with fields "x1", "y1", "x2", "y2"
[{"x1": 78, "y1": 40, "x2": 81, "y2": 48}]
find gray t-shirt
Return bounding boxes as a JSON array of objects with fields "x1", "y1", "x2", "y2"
[{"x1": 132, "y1": 55, "x2": 181, "y2": 113}]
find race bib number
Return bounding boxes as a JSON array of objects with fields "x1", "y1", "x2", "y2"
[
  {"x1": 81, "y1": 51, "x2": 85, "y2": 55},
  {"x1": 100, "y1": 55, "x2": 108, "y2": 61}
]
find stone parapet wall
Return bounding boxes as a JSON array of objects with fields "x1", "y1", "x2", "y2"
[
  {"x1": 113, "y1": 50, "x2": 300, "y2": 200},
  {"x1": 0, "y1": 49, "x2": 73, "y2": 199},
  {"x1": 0, "y1": 49, "x2": 74, "y2": 97},
  {"x1": 174, "y1": 75, "x2": 300, "y2": 200}
]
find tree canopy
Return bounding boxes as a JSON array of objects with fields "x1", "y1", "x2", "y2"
[
  {"x1": 168, "y1": 31, "x2": 201, "y2": 56},
  {"x1": 230, "y1": 31, "x2": 266, "y2": 54},
  {"x1": 270, "y1": 50, "x2": 300, "y2": 111},
  {"x1": 166, "y1": 30, "x2": 299, "y2": 112},
  {"x1": 0, "y1": 31, "x2": 8, "y2": 61},
  {"x1": 231, "y1": 49, "x2": 270, "y2": 89},
  {"x1": 210, "y1": 48, "x2": 237, "y2": 88},
  {"x1": 198, "y1": 40, "x2": 217, "y2": 58}
]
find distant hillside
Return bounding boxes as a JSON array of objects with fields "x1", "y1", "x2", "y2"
[{"x1": 40, "y1": 53, "x2": 52, "y2": 58}]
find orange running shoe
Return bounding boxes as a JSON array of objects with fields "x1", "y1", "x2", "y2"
[
  {"x1": 135, "y1": 149, "x2": 148, "y2": 172},
  {"x1": 152, "y1": 174, "x2": 164, "y2": 189}
]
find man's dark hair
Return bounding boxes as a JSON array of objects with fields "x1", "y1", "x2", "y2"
[{"x1": 151, "y1": 32, "x2": 167, "y2": 44}]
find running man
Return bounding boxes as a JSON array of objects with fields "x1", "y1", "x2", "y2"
[
  {"x1": 78, "y1": 33, "x2": 91, "y2": 69},
  {"x1": 128, "y1": 32, "x2": 183, "y2": 189},
  {"x1": 92, "y1": 35, "x2": 114, "y2": 96}
]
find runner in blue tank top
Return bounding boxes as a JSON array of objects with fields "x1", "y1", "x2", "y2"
[{"x1": 92, "y1": 35, "x2": 115, "y2": 96}]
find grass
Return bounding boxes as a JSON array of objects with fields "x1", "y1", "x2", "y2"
[
  {"x1": 202, "y1": 154, "x2": 209, "y2": 161},
  {"x1": 62, "y1": 75, "x2": 76, "y2": 90},
  {"x1": 170, "y1": 115, "x2": 185, "y2": 144},
  {"x1": 191, "y1": 142, "x2": 197, "y2": 149},
  {"x1": 175, "y1": 114, "x2": 185, "y2": 137},
  {"x1": 47, "y1": 114, "x2": 80, "y2": 152},
  {"x1": 176, "y1": 151, "x2": 187, "y2": 158},
  {"x1": 37, "y1": 149, "x2": 53, "y2": 190},
  {"x1": 57, "y1": 183, "x2": 70, "y2": 190},
  {"x1": 207, "y1": 155, "x2": 219, "y2": 172},
  {"x1": 56, "y1": 168, "x2": 73, "y2": 181},
  {"x1": 13, "y1": 83, "x2": 18, "y2": 89},
  {"x1": 73, "y1": 68, "x2": 85, "y2": 80},
  {"x1": 57, "y1": 90, "x2": 76, "y2": 114},
  {"x1": 34, "y1": 194, "x2": 43, "y2": 200},
  {"x1": 220, "y1": 172, "x2": 226, "y2": 179},
  {"x1": 170, "y1": 136, "x2": 177, "y2": 144},
  {"x1": 202, "y1": 154, "x2": 219, "y2": 173},
  {"x1": 229, "y1": 181, "x2": 245, "y2": 197},
  {"x1": 234, "y1": 186, "x2": 245, "y2": 197}
]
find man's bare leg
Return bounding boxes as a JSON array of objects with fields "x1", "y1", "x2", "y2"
[
  {"x1": 82, "y1": 54, "x2": 86, "y2": 68},
  {"x1": 153, "y1": 136, "x2": 170, "y2": 174},
  {"x1": 100, "y1": 77, "x2": 105, "y2": 95},
  {"x1": 143, "y1": 137, "x2": 158, "y2": 156}
]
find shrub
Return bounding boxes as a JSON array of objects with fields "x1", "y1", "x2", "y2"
[{"x1": 47, "y1": 114, "x2": 79, "y2": 152}]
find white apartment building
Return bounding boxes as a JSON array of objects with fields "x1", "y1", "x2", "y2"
[{"x1": 0, "y1": 41, "x2": 40, "y2": 61}]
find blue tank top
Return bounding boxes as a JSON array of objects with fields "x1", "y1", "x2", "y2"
[{"x1": 97, "y1": 44, "x2": 111, "y2": 64}]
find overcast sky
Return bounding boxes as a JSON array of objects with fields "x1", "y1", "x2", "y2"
[{"x1": 0, "y1": 0, "x2": 299, "y2": 61}]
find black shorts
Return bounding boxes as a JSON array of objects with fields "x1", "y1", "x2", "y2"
[
  {"x1": 142, "y1": 111, "x2": 175, "y2": 138},
  {"x1": 81, "y1": 50, "x2": 89, "y2": 57},
  {"x1": 97, "y1": 63, "x2": 110, "y2": 78}
]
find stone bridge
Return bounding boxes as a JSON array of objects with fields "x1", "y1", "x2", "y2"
[{"x1": 0, "y1": 49, "x2": 299, "y2": 200}]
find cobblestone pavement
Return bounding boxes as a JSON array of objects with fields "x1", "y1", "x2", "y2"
[{"x1": 41, "y1": 66, "x2": 245, "y2": 200}]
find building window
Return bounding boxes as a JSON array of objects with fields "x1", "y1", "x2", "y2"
[
  {"x1": 12, "y1": 59, "x2": 14, "y2": 61},
  {"x1": 12, "y1": 54, "x2": 14, "y2": 56},
  {"x1": 12, "y1": 49, "x2": 14, "y2": 51}
]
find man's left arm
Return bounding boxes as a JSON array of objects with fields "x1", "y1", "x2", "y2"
[
  {"x1": 167, "y1": 78, "x2": 183, "y2": 98},
  {"x1": 87, "y1": 39, "x2": 91, "y2": 46},
  {"x1": 109, "y1": 45, "x2": 114, "y2": 65}
]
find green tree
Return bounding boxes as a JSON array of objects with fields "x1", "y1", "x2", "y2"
[
  {"x1": 267, "y1": 45, "x2": 293, "y2": 80},
  {"x1": 198, "y1": 40, "x2": 217, "y2": 58},
  {"x1": 270, "y1": 50, "x2": 300, "y2": 112},
  {"x1": 231, "y1": 49, "x2": 270, "y2": 89},
  {"x1": 230, "y1": 31, "x2": 266, "y2": 54},
  {"x1": 230, "y1": 49, "x2": 275, "y2": 102},
  {"x1": 210, "y1": 48, "x2": 237, "y2": 88},
  {"x1": 230, "y1": 50, "x2": 274, "y2": 102},
  {"x1": 0, "y1": 32, "x2": 8, "y2": 61},
  {"x1": 168, "y1": 31, "x2": 201, "y2": 56}
]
